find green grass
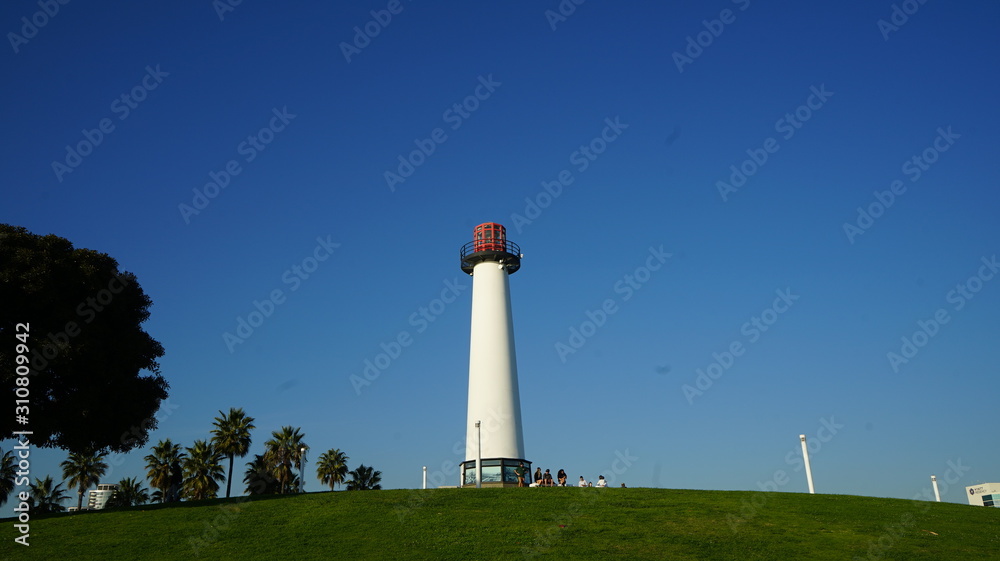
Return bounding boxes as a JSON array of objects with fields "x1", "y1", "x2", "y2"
[{"x1": 2, "y1": 488, "x2": 998, "y2": 560}]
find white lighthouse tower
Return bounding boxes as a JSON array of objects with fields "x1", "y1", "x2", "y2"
[{"x1": 459, "y1": 222, "x2": 530, "y2": 487}]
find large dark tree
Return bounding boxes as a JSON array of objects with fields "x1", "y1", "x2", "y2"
[{"x1": 0, "y1": 224, "x2": 168, "y2": 453}]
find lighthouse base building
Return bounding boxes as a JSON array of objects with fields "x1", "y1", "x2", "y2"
[{"x1": 459, "y1": 223, "x2": 531, "y2": 487}]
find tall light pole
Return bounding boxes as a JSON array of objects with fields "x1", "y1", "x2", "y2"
[
  {"x1": 459, "y1": 223, "x2": 530, "y2": 487},
  {"x1": 799, "y1": 435, "x2": 815, "y2": 494},
  {"x1": 475, "y1": 420, "x2": 482, "y2": 489},
  {"x1": 931, "y1": 475, "x2": 941, "y2": 502},
  {"x1": 299, "y1": 446, "x2": 307, "y2": 493}
]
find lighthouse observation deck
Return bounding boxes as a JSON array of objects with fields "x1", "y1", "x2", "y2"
[{"x1": 460, "y1": 222, "x2": 521, "y2": 275}]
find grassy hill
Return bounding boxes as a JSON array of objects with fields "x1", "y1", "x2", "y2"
[{"x1": 2, "y1": 488, "x2": 998, "y2": 560}]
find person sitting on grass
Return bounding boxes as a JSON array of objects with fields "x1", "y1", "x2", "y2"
[
  {"x1": 557, "y1": 468, "x2": 567, "y2": 486},
  {"x1": 596, "y1": 475, "x2": 607, "y2": 487},
  {"x1": 578, "y1": 476, "x2": 587, "y2": 487},
  {"x1": 543, "y1": 469, "x2": 555, "y2": 486},
  {"x1": 534, "y1": 467, "x2": 543, "y2": 486}
]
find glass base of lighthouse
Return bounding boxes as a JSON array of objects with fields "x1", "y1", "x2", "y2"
[{"x1": 460, "y1": 458, "x2": 532, "y2": 487}]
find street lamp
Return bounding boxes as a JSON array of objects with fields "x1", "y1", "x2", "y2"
[
  {"x1": 299, "y1": 446, "x2": 308, "y2": 493},
  {"x1": 475, "y1": 420, "x2": 482, "y2": 489},
  {"x1": 799, "y1": 435, "x2": 815, "y2": 494}
]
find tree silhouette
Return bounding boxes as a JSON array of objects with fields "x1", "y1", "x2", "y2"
[
  {"x1": 0, "y1": 448, "x2": 16, "y2": 507},
  {"x1": 105, "y1": 476, "x2": 150, "y2": 508},
  {"x1": 0, "y1": 224, "x2": 168, "y2": 453},
  {"x1": 244, "y1": 455, "x2": 281, "y2": 495},
  {"x1": 346, "y1": 464, "x2": 382, "y2": 491},
  {"x1": 316, "y1": 448, "x2": 349, "y2": 491},
  {"x1": 144, "y1": 439, "x2": 186, "y2": 503},
  {"x1": 210, "y1": 407, "x2": 255, "y2": 498},
  {"x1": 264, "y1": 426, "x2": 307, "y2": 494},
  {"x1": 182, "y1": 440, "x2": 225, "y2": 501},
  {"x1": 28, "y1": 475, "x2": 68, "y2": 513},
  {"x1": 61, "y1": 451, "x2": 108, "y2": 511}
]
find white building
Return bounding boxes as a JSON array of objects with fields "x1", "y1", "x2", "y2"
[
  {"x1": 965, "y1": 483, "x2": 1000, "y2": 507},
  {"x1": 87, "y1": 483, "x2": 119, "y2": 510}
]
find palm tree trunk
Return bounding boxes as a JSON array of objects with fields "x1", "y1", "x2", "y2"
[
  {"x1": 77, "y1": 490, "x2": 84, "y2": 511},
  {"x1": 226, "y1": 454, "x2": 234, "y2": 498}
]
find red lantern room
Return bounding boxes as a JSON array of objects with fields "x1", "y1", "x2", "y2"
[
  {"x1": 473, "y1": 222, "x2": 505, "y2": 252},
  {"x1": 460, "y1": 222, "x2": 521, "y2": 275}
]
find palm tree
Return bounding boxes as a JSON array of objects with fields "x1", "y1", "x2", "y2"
[
  {"x1": 150, "y1": 489, "x2": 164, "y2": 503},
  {"x1": 316, "y1": 449, "x2": 350, "y2": 491},
  {"x1": 244, "y1": 454, "x2": 280, "y2": 495},
  {"x1": 61, "y1": 451, "x2": 108, "y2": 511},
  {"x1": 346, "y1": 464, "x2": 382, "y2": 491},
  {"x1": 144, "y1": 439, "x2": 186, "y2": 503},
  {"x1": 105, "y1": 476, "x2": 150, "y2": 508},
  {"x1": 210, "y1": 407, "x2": 256, "y2": 498},
  {"x1": 1, "y1": 448, "x2": 16, "y2": 507},
  {"x1": 182, "y1": 440, "x2": 226, "y2": 501},
  {"x1": 263, "y1": 426, "x2": 308, "y2": 494},
  {"x1": 28, "y1": 475, "x2": 68, "y2": 513}
]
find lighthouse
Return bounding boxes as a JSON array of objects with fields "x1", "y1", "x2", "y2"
[{"x1": 459, "y1": 223, "x2": 530, "y2": 487}]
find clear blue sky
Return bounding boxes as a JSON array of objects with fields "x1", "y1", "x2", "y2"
[{"x1": 2, "y1": 0, "x2": 999, "y2": 516}]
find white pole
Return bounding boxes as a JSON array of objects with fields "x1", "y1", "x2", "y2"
[
  {"x1": 475, "y1": 420, "x2": 482, "y2": 488},
  {"x1": 931, "y1": 475, "x2": 941, "y2": 502},
  {"x1": 422, "y1": 466, "x2": 427, "y2": 490},
  {"x1": 799, "y1": 435, "x2": 815, "y2": 494}
]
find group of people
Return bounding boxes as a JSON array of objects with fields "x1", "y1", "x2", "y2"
[
  {"x1": 514, "y1": 463, "x2": 625, "y2": 488},
  {"x1": 526, "y1": 467, "x2": 567, "y2": 487}
]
